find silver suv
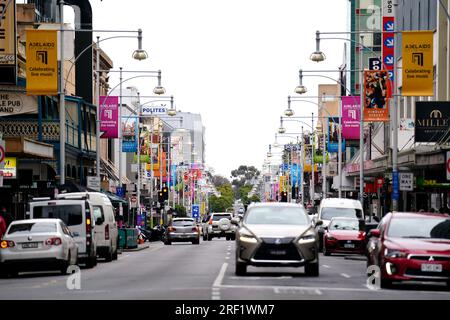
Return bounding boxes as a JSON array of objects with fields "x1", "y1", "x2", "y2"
[{"x1": 202, "y1": 213, "x2": 236, "y2": 241}]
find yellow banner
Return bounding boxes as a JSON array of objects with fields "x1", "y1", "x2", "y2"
[
  {"x1": 402, "y1": 31, "x2": 433, "y2": 96},
  {"x1": 0, "y1": 0, "x2": 16, "y2": 66},
  {"x1": 303, "y1": 164, "x2": 318, "y2": 173},
  {"x1": 26, "y1": 29, "x2": 58, "y2": 95},
  {"x1": 279, "y1": 176, "x2": 286, "y2": 191}
]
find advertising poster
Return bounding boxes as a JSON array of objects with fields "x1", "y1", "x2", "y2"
[
  {"x1": 26, "y1": 29, "x2": 58, "y2": 95},
  {"x1": 122, "y1": 116, "x2": 138, "y2": 152},
  {"x1": 0, "y1": 0, "x2": 16, "y2": 84},
  {"x1": 363, "y1": 70, "x2": 391, "y2": 122},
  {"x1": 327, "y1": 117, "x2": 345, "y2": 153},
  {"x1": 341, "y1": 96, "x2": 360, "y2": 140},
  {"x1": 290, "y1": 164, "x2": 302, "y2": 187},
  {"x1": 415, "y1": 101, "x2": 450, "y2": 142},
  {"x1": 402, "y1": 31, "x2": 433, "y2": 96},
  {"x1": 99, "y1": 96, "x2": 118, "y2": 138}
]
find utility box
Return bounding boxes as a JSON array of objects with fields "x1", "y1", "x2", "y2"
[{"x1": 125, "y1": 228, "x2": 138, "y2": 249}]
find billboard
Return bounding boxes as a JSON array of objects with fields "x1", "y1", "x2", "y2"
[
  {"x1": 363, "y1": 70, "x2": 391, "y2": 122},
  {"x1": 341, "y1": 96, "x2": 360, "y2": 140},
  {"x1": 402, "y1": 31, "x2": 433, "y2": 96},
  {"x1": 0, "y1": 0, "x2": 16, "y2": 84},
  {"x1": 99, "y1": 96, "x2": 118, "y2": 138},
  {"x1": 26, "y1": 29, "x2": 58, "y2": 95},
  {"x1": 122, "y1": 116, "x2": 138, "y2": 152},
  {"x1": 415, "y1": 101, "x2": 450, "y2": 143}
]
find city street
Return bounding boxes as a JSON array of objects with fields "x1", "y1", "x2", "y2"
[{"x1": 1, "y1": 239, "x2": 449, "y2": 300}]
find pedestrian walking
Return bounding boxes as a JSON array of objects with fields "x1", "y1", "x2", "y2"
[
  {"x1": 0, "y1": 206, "x2": 13, "y2": 228},
  {"x1": 0, "y1": 211, "x2": 7, "y2": 239}
]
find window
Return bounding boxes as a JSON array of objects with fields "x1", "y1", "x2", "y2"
[
  {"x1": 173, "y1": 219, "x2": 195, "y2": 227},
  {"x1": 321, "y1": 207, "x2": 362, "y2": 220},
  {"x1": 387, "y1": 217, "x2": 450, "y2": 239},
  {"x1": 245, "y1": 206, "x2": 309, "y2": 225},
  {"x1": 93, "y1": 206, "x2": 104, "y2": 223},
  {"x1": 8, "y1": 222, "x2": 57, "y2": 235},
  {"x1": 212, "y1": 214, "x2": 232, "y2": 221},
  {"x1": 60, "y1": 222, "x2": 70, "y2": 235},
  {"x1": 33, "y1": 205, "x2": 83, "y2": 226},
  {"x1": 329, "y1": 219, "x2": 359, "y2": 231}
]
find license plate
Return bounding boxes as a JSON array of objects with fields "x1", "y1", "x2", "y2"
[
  {"x1": 344, "y1": 244, "x2": 355, "y2": 248},
  {"x1": 22, "y1": 242, "x2": 38, "y2": 249},
  {"x1": 421, "y1": 264, "x2": 443, "y2": 272},
  {"x1": 270, "y1": 250, "x2": 286, "y2": 256}
]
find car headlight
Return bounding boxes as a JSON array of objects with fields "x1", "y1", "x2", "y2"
[
  {"x1": 384, "y1": 248, "x2": 408, "y2": 259},
  {"x1": 239, "y1": 228, "x2": 258, "y2": 244},
  {"x1": 298, "y1": 234, "x2": 316, "y2": 244},
  {"x1": 326, "y1": 236, "x2": 337, "y2": 241}
]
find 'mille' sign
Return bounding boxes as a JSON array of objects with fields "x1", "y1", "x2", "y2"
[{"x1": 415, "y1": 101, "x2": 450, "y2": 143}]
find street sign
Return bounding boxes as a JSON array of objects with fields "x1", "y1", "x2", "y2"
[
  {"x1": 192, "y1": 204, "x2": 200, "y2": 218},
  {"x1": 87, "y1": 176, "x2": 100, "y2": 191},
  {"x1": 369, "y1": 57, "x2": 382, "y2": 70},
  {"x1": 392, "y1": 171, "x2": 399, "y2": 200},
  {"x1": 447, "y1": 151, "x2": 450, "y2": 180},
  {"x1": 116, "y1": 187, "x2": 125, "y2": 197},
  {"x1": 399, "y1": 173, "x2": 414, "y2": 191}
]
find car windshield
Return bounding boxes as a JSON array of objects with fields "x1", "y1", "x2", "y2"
[
  {"x1": 245, "y1": 206, "x2": 309, "y2": 225},
  {"x1": 8, "y1": 222, "x2": 57, "y2": 235},
  {"x1": 330, "y1": 219, "x2": 359, "y2": 231},
  {"x1": 173, "y1": 220, "x2": 194, "y2": 227},
  {"x1": 33, "y1": 205, "x2": 82, "y2": 226},
  {"x1": 321, "y1": 207, "x2": 362, "y2": 220},
  {"x1": 213, "y1": 214, "x2": 231, "y2": 221},
  {"x1": 387, "y1": 217, "x2": 450, "y2": 239}
]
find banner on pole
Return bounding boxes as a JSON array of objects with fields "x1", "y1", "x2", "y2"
[
  {"x1": 0, "y1": 0, "x2": 17, "y2": 84},
  {"x1": 363, "y1": 70, "x2": 391, "y2": 122},
  {"x1": 26, "y1": 29, "x2": 58, "y2": 95},
  {"x1": 122, "y1": 116, "x2": 138, "y2": 152},
  {"x1": 402, "y1": 31, "x2": 434, "y2": 96},
  {"x1": 341, "y1": 96, "x2": 360, "y2": 140},
  {"x1": 99, "y1": 96, "x2": 119, "y2": 138}
]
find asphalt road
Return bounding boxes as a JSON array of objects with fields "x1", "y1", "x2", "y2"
[{"x1": 0, "y1": 238, "x2": 449, "y2": 300}]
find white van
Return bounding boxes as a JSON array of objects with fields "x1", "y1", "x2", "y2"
[
  {"x1": 57, "y1": 192, "x2": 118, "y2": 261},
  {"x1": 316, "y1": 198, "x2": 364, "y2": 251},
  {"x1": 29, "y1": 198, "x2": 98, "y2": 268}
]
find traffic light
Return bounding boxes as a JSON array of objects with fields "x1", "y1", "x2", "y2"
[
  {"x1": 162, "y1": 186, "x2": 168, "y2": 200},
  {"x1": 280, "y1": 191, "x2": 288, "y2": 202},
  {"x1": 158, "y1": 190, "x2": 164, "y2": 203}
]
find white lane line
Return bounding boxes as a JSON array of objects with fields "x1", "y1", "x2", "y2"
[
  {"x1": 315, "y1": 289, "x2": 323, "y2": 295},
  {"x1": 340, "y1": 273, "x2": 351, "y2": 279},
  {"x1": 213, "y1": 263, "x2": 228, "y2": 288},
  {"x1": 322, "y1": 264, "x2": 331, "y2": 268},
  {"x1": 212, "y1": 296, "x2": 221, "y2": 300},
  {"x1": 220, "y1": 284, "x2": 373, "y2": 293},
  {"x1": 225, "y1": 257, "x2": 230, "y2": 260},
  {"x1": 226, "y1": 252, "x2": 231, "y2": 255},
  {"x1": 229, "y1": 276, "x2": 293, "y2": 280}
]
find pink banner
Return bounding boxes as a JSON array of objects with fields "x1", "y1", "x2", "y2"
[
  {"x1": 341, "y1": 96, "x2": 360, "y2": 140},
  {"x1": 100, "y1": 96, "x2": 119, "y2": 139}
]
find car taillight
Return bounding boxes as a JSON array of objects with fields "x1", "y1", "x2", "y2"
[
  {"x1": 168, "y1": 226, "x2": 176, "y2": 232},
  {"x1": 209, "y1": 219, "x2": 213, "y2": 225},
  {"x1": 45, "y1": 237, "x2": 62, "y2": 246},
  {"x1": 105, "y1": 224, "x2": 110, "y2": 240},
  {"x1": 0, "y1": 240, "x2": 15, "y2": 248},
  {"x1": 192, "y1": 227, "x2": 198, "y2": 232}
]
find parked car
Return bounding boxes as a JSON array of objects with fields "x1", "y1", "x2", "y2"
[
  {"x1": 163, "y1": 218, "x2": 200, "y2": 245},
  {"x1": 29, "y1": 197, "x2": 98, "y2": 268},
  {"x1": 323, "y1": 217, "x2": 366, "y2": 256},
  {"x1": 233, "y1": 202, "x2": 322, "y2": 276},
  {"x1": 57, "y1": 192, "x2": 118, "y2": 261},
  {"x1": 316, "y1": 198, "x2": 364, "y2": 251},
  {"x1": 366, "y1": 212, "x2": 450, "y2": 289},
  {"x1": 0, "y1": 219, "x2": 78, "y2": 277},
  {"x1": 202, "y1": 213, "x2": 235, "y2": 241}
]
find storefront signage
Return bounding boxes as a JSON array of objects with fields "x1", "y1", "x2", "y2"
[
  {"x1": 402, "y1": 31, "x2": 433, "y2": 96},
  {"x1": 2, "y1": 157, "x2": 16, "y2": 178},
  {"x1": 0, "y1": 0, "x2": 17, "y2": 84},
  {"x1": 415, "y1": 101, "x2": 450, "y2": 142},
  {"x1": 25, "y1": 29, "x2": 58, "y2": 95},
  {"x1": 0, "y1": 92, "x2": 38, "y2": 116},
  {"x1": 141, "y1": 105, "x2": 167, "y2": 116}
]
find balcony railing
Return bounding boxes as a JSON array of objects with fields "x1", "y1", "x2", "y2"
[{"x1": 0, "y1": 119, "x2": 96, "y2": 153}]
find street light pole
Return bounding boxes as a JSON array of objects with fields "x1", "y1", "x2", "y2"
[
  {"x1": 95, "y1": 36, "x2": 100, "y2": 183},
  {"x1": 137, "y1": 92, "x2": 141, "y2": 226},
  {"x1": 359, "y1": 35, "x2": 364, "y2": 207},
  {"x1": 311, "y1": 113, "x2": 315, "y2": 204},
  {"x1": 338, "y1": 97, "x2": 343, "y2": 198},
  {"x1": 118, "y1": 67, "x2": 123, "y2": 218},
  {"x1": 59, "y1": 1, "x2": 65, "y2": 186},
  {"x1": 300, "y1": 126, "x2": 304, "y2": 204}
]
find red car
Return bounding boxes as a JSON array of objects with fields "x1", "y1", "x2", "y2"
[
  {"x1": 367, "y1": 212, "x2": 450, "y2": 289},
  {"x1": 323, "y1": 217, "x2": 366, "y2": 256}
]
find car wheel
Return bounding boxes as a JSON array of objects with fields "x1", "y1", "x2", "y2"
[
  {"x1": 192, "y1": 239, "x2": 200, "y2": 245},
  {"x1": 164, "y1": 240, "x2": 172, "y2": 245},
  {"x1": 85, "y1": 255, "x2": 97, "y2": 269},
  {"x1": 235, "y1": 262, "x2": 247, "y2": 276},
  {"x1": 60, "y1": 254, "x2": 70, "y2": 275},
  {"x1": 323, "y1": 245, "x2": 331, "y2": 256},
  {"x1": 305, "y1": 261, "x2": 319, "y2": 277},
  {"x1": 380, "y1": 277, "x2": 393, "y2": 289},
  {"x1": 105, "y1": 245, "x2": 113, "y2": 262},
  {"x1": 231, "y1": 234, "x2": 236, "y2": 241},
  {"x1": 112, "y1": 248, "x2": 118, "y2": 260}
]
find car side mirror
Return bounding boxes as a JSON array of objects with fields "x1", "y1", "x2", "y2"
[
  {"x1": 368, "y1": 229, "x2": 381, "y2": 238},
  {"x1": 96, "y1": 217, "x2": 104, "y2": 226},
  {"x1": 231, "y1": 218, "x2": 240, "y2": 225},
  {"x1": 315, "y1": 219, "x2": 323, "y2": 227}
]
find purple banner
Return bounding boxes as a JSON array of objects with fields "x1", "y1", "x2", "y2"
[
  {"x1": 341, "y1": 96, "x2": 360, "y2": 140},
  {"x1": 100, "y1": 96, "x2": 119, "y2": 139}
]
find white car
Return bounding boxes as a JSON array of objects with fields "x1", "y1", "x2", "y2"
[
  {"x1": 0, "y1": 219, "x2": 78, "y2": 277},
  {"x1": 202, "y1": 213, "x2": 236, "y2": 241}
]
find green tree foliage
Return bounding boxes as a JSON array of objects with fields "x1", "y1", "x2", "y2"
[
  {"x1": 174, "y1": 204, "x2": 187, "y2": 217},
  {"x1": 209, "y1": 184, "x2": 234, "y2": 213},
  {"x1": 230, "y1": 165, "x2": 260, "y2": 197},
  {"x1": 212, "y1": 175, "x2": 231, "y2": 188}
]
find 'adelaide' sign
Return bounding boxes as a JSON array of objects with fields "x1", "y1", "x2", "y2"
[{"x1": 415, "y1": 101, "x2": 450, "y2": 143}]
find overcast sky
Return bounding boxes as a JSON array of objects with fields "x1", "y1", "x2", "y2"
[{"x1": 66, "y1": 0, "x2": 348, "y2": 178}]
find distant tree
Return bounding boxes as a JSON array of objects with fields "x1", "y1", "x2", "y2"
[
  {"x1": 230, "y1": 165, "x2": 260, "y2": 196},
  {"x1": 212, "y1": 175, "x2": 231, "y2": 188},
  {"x1": 209, "y1": 184, "x2": 234, "y2": 212},
  {"x1": 174, "y1": 204, "x2": 187, "y2": 217}
]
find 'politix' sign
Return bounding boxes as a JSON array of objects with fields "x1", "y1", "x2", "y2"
[{"x1": 141, "y1": 105, "x2": 168, "y2": 116}]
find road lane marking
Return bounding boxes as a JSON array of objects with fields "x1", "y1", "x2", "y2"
[
  {"x1": 225, "y1": 257, "x2": 230, "y2": 260},
  {"x1": 322, "y1": 265, "x2": 331, "y2": 268},
  {"x1": 218, "y1": 284, "x2": 375, "y2": 293},
  {"x1": 213, "y1": 263, "x2": 228, "y2": 288},
  {"x1": 229, "y1": 276, "x2": 293, "y2": 280},
  {"x1": 340, "y1": 273, "x2": 351, "y2": 278},
  {"x1": 274, "y1": 287, "x2": 322, "y2": 295}
]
